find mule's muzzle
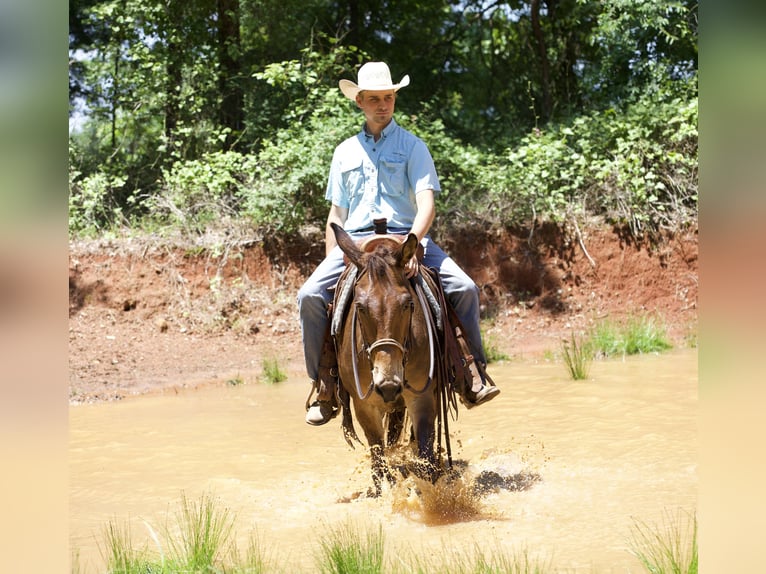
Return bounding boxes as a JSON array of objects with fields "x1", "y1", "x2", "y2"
[{"x1": 375, "y1": 380, "x2": 402, "y2": 403}]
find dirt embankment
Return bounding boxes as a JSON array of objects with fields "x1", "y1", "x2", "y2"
[{"x1": 68, "y1": 223, "x2": 698, "y2": 404}]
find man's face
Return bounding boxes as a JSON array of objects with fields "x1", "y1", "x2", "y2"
[{"x1": 356, "y1": 90, "x2": 396, "y2": 128}]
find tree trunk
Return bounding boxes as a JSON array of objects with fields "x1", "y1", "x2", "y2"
[
  {"x1": 347, "y1": 0, "x2": 361, "y2": 47},
  {"x1": 164, "y1": 0, "x2": 182, "y2": 148},
  {"x1": 218, "y1": 0, "x2": 243, "y2": 150},
  {"x1": 530, "y1": 0, "x2": 553, "y2": 120}
]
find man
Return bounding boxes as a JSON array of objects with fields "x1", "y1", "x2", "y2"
[{"x1": 298, "y1": 61, "x2": 500, "y2": 426}]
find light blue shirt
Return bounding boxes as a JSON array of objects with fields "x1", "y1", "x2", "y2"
[{"x1": 325, "y1": 118, "x2": 441, "y2": 233}]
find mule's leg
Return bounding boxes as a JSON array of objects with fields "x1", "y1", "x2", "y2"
[
  {"x1": 368, "y1": 443, "x2": 389, "y2": 497},
  {"x1": 412, "y1": 418, "x2": 437, "y2": 482},
  {"x1": 355, "y1": 406, "x2": 392, "y2": 496},
  {"x1": 409, "y1": 396, "x2": 439, "y2": 482},
  {"x1": 385, "y1": 407, "x2": 406, "y2": 445}
]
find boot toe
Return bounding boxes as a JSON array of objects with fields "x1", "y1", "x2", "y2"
[
  {"x1": 305, "y1": 400, "x2": 337, "y2": 426},
  {"x1": 461, "y1": 385, "x2": 500, "y2": 410}
]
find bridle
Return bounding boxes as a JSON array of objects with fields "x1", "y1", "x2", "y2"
[{"x1": 349, "y1": 270, "x2": 435, "y2": 401}]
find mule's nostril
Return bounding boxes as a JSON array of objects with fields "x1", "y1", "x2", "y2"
[{"x1": 375, "y1": 381, "x2": 402, "y2": 403}]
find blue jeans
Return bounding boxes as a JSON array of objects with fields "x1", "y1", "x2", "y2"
[{"x1": 297, "y1": 233, "x2": 485, "y2": 381}]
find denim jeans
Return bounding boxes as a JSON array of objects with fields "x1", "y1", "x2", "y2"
[{"x1": 297, "y1": 233, "x2": 485, "y2": 381}]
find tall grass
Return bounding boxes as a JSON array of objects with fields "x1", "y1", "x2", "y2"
[
  {"x1": 88, "y1": 493, "x2": 273, "y2": 574},
  {"x1": 315, "y1": 521, "x2": 385, "y2": 574},
  {"x1": 622, "y1": 315, "x2": 673, "y2": 355},
  {"x1": 78, "y1": 496, "x2": 696, "y2": 574},
  {"x1": 261, "y1": 357, "x2": 287, "y2": 384},
  {"x1": 164, "y1": 492, "x2": 235, "y2": 572},
  {"x1": 99, "y1": 519, "x2": 152, "y2": 574},
  {"x1": 561, "y1": 333, "x2": 592, "y2": 380},
  {"x1": 587, "y1": 314, "x2": 672, "y2": 358},
  {"x1": 405, "y1": 544, "x2": 551, "y2": 574},
  {"x1": 628, "y1": 509, "x2": 698, "y2": 574},
  {"x1": 482, "y1": 328, "x2": 510, "y2": 363}
]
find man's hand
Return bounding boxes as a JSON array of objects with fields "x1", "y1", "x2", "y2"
[{"x1": 404, "y1": 256, "x2": 419, "y2": 278}]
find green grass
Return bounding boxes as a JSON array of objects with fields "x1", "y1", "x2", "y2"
[
  {"x1": 316, "y1": 521, "x2": 385, "y2": 574},
  {"x1": 85, "y1": 493, "x2": 273, "y2": 574},
  {"x1": 164, "y1": 492, "x2": 235, "y2": 572},
  {"x1": 99, "y1": 519, "x2": 153, "y2": 574},
  {"x1": 586, "y1": 314, "x2": 672, "y2": 358},
  {"x1": 260, "y1": 357, "x2": 287, "y2": 384},
  {"x1": 482, "y1": 328, "x2": 510, "y2": 363},
  {"x1": 405, "y1": 544, "x2": 551, "y2": 573},
  {"x1": 561, "y1": 333, "x2": 592, "y2": 380},
  {"x1": 628, "y1": 509, "x2": 698, "y2": 574},
  {"x1": 227, "y1": 373, "x2": 245, "y2": 386},
  {"x1": 622, "y1": 315, "x2": 673, "y2": 355},
  {"x1": 76, "y1": 495, "x2": 696, "y2": 574}
]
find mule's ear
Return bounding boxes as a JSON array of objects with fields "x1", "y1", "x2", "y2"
[
  {"x1": 331, "y1": 222, "x2": 364, "y2": 267},
  {"x1": 399, "y1": 233, "x2": 419, "y2": 267}
]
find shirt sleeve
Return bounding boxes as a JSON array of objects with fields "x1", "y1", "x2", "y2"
[
  {"x1": 408, "y1": 139, "x2": 441, "y2": 197},
  {"x1": 325, "y1": 148, "x2": 348, "y2": 208}
]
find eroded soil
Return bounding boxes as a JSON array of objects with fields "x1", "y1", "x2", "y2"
[{"x1": 68, "y1": 223, "x2": 698, "y2": 403}]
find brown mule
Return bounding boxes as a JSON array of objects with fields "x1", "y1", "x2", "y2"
[{"x1": 331, "y1": 223, "x2": 440, "y2": 495}]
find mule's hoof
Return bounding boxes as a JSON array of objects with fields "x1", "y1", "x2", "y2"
[
  {"x1": 305, "y1": 400, "x2": 338, "y2": 426},
  {"x1": 462, "y1": 385, "x2": 500, "y2": 410}
]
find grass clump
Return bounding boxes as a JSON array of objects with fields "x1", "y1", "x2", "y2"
[
  {"x1": 227, "y1": 373, "x2": 245, "y2": 386},
  {"x1": 406, "y1": 543, "x2": 551, "y2": 574},
  {"x1": 260, "y1": 357, "x2": 287, "y2": 384},
  {"x1": 99, "y1": 519, "x2": 153, "y2": 574},
  {"x1": 316, "y1": 521, "x2": 385, "y2": 574},
  {"x1": 164, "y1": 492, "x2": 235, "y2": 572},
  {"x1": 482, "y1": 328, "x2": 510, "y2": 363},
  {"x1": 628, "y1": 508, "x2": 697, "y2": 574},
  {"x1": 89, "y1": 493, "x2": 273, "y2": 574},
  {"x1": 622, "y1": 315, "x2": 673, "y2": 355},
  {"x1": 587, "y1": 314, "x2": 672, "y2": 358},
  {"x1": 561, "y1": 333, "x2": 592, "y2": 380}
]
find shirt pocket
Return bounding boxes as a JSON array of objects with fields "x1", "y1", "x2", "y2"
[
  {"x1": 380, "y1": 157, "x2": 407, "y2": 196},
  {"x1": 340, "y1": 158, "x2": 364, "y2": 198}
]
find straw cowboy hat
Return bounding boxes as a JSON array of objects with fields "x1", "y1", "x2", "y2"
[{"x1": 339, "y1": 62, "x2": 410, "y2": 101}]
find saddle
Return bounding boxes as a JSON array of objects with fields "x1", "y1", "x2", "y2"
[{"x1": 341, "y1": 233, "x2": 425, "y2": 266}]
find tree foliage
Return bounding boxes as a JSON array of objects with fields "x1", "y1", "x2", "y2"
[{"x1": 69, "y1": 0, "x2": 697, "y2": 239}]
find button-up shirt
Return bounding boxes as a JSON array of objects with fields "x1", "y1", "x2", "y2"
[{"x1": 325, "y1": 118, "x2": 441, "y2": 233}]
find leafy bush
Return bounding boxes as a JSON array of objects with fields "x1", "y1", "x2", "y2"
[
  {"x1": 242, "y1": 97, "x2": 358, "y2": 233},
  {"x1": 486, "y1": 88, "x2": 697, "y2": 238},
  {"x1": 151, "y1": 151, "x2": 254, "y2": 233},
  {"x1": 68, "y1": 169, "x2": 128, "y2": 236},
  {"x1": 69, "y1": 64, "x2": 696, "y2": 239}
]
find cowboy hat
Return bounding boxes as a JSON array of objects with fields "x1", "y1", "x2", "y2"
[{"x1": 339, "y1": 62, "x2": 410, "y2": 101}]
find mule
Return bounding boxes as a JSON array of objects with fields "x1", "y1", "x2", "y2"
[{"x1": 331, "y1": 223, "x2": 441, "y2": 495}]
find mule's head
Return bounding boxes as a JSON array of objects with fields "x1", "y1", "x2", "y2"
[{"x1": 332, "y1": 223, "x2": 419, "y2": 403}]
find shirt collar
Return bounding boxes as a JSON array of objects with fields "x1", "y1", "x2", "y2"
[{"x1": 361, "y1": 117, "x2": 398, "y2": 141}]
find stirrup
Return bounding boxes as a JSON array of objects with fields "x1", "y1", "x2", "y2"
[
  {"x1": 460, "y1": 357, "x2": 500, "y2": 409},
  {"x1": 306, "y1": 400, "x2": 338, "y2": 426}
]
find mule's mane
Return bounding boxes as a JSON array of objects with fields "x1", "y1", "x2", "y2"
[{"x1": 361, "y1": 244, "x2": 401, "y2": 285}]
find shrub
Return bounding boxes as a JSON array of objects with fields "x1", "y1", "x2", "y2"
[
  {"x1": 151, "y1": 151, "x2": 254, "y2": 233},
  {"x1": 69, "y1": 169, "x2": 127, "y2": 235}
]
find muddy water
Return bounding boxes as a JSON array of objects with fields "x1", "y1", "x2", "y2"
[{"x1": 70, "y1": 350, "x2": 697, "y2": 573}]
